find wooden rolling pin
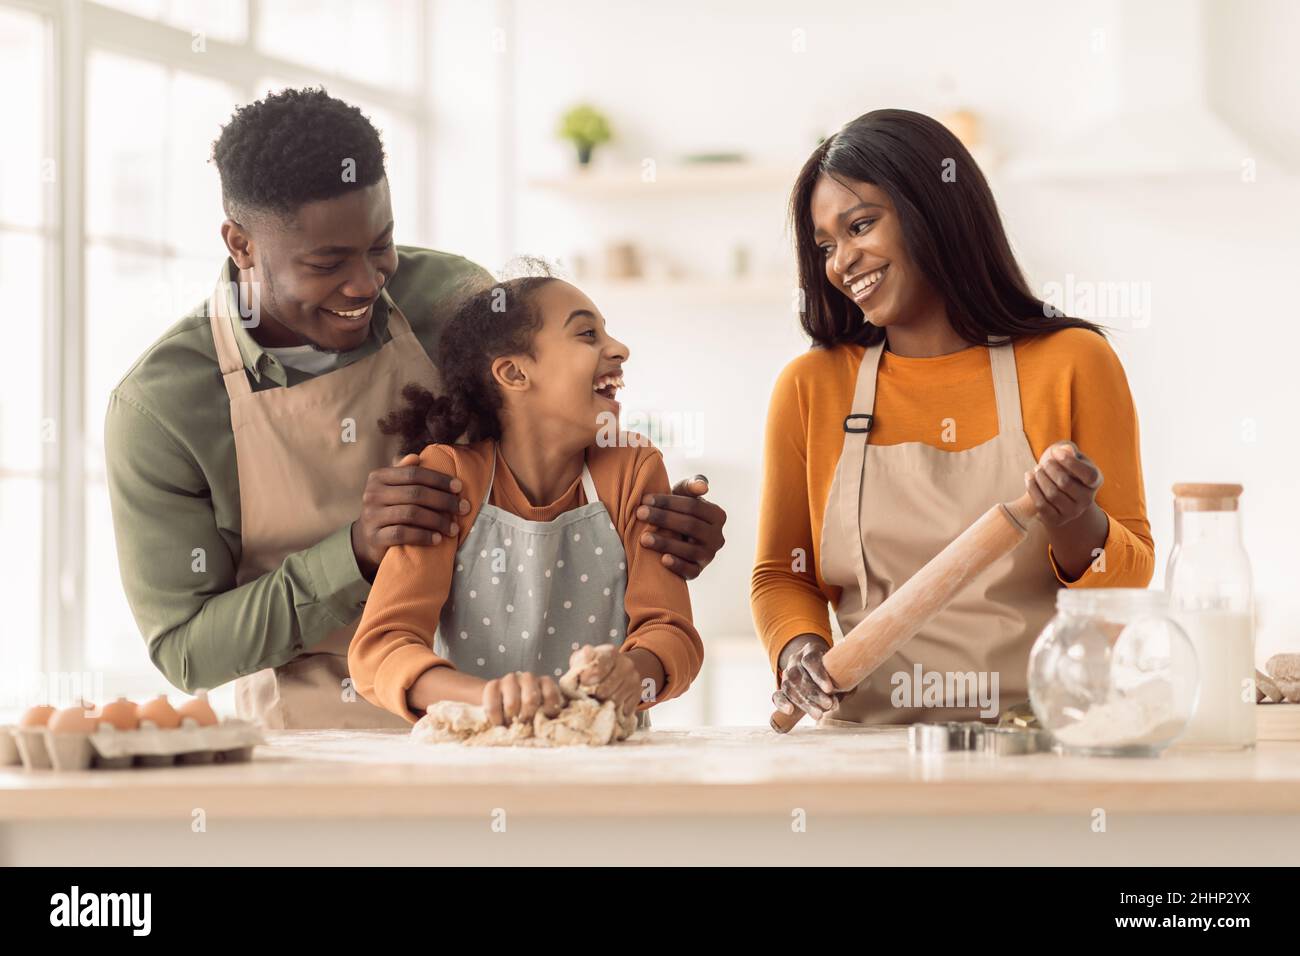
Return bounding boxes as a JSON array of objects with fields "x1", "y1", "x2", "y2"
[{"x1": 770, "y1": 490, "x2": 1038, "y2": 734}]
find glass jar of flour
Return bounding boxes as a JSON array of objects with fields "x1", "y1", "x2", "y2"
[
  {"x1": 1166, "y1": 483, "x2": 1256, "y2": 750},
  {"x1": 1028, "y1": 589, "x2": 1199, "y2": 756}
]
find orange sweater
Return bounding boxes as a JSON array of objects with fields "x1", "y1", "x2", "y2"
[
  {"x1": 350, "y1": 437, "x2": 703, "y2": 723},
  {"x1": 751, "y1": 328, "x2": 1154, "y2": 674}
]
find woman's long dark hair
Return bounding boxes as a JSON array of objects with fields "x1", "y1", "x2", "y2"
[
  {"x1": 790, "y1": 108, "x2": 1103, "y2": 348},
  {"x1": 379, "y1": 273, "x2": 559, "y2": 456}
]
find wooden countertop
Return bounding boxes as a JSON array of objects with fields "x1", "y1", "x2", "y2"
[{"x1": 3, "y1": 726, "x2": 1299, "y2": 820}]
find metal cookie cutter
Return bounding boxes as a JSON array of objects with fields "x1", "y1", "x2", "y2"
[
  {"x1": 982, "y1": 725, "x2": 1054, "y2": 755},
  {"x1": 908, "y1": 720, "x2": 1053, "y2": 756},
  {"x1": 988, "y1": 701, "x2": 1054, "y2": 754},
  {"x1": 908, "y1": 720, "x2": 986, "y2": 753}
]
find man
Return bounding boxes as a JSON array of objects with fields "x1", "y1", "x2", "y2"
[{"x1": 106, "y1": 88, "x2": 726, "y2": 729}]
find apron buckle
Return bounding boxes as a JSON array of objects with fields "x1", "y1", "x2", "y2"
[{"x1": 843, "y1": 413, "x2": 874, "y2": 434}]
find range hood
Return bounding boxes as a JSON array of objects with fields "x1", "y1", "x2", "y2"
[{"x1": 1007, "y1": 0, "x2": 1256, "y2": 180}]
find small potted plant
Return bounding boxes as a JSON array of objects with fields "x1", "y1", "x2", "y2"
[{"x1": 557, "y1": 104, "x2": 612, "y2": 167}]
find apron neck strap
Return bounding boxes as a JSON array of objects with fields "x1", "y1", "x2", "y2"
[
  {"x1": 846, "y1": 341, "x2": 887, "y2": 431},
  {"x1": 380, "y1": 288, "x2": 415, "y2": 338},
  {"x1": 985, "y1": 336, "x2": 1024, "y2": 434},
  {"x1": 579, "y1": 459, "x2": 599, "y2": 506},
  {"x1": 483, "y1": 445, "x2": 499, "y2": 508},
  {"x1": 831, "y1": 341, "x2": 886, "y2": 615},
  {"x1": 209, "y1": 276, "x2": 253, "y2": 398}
]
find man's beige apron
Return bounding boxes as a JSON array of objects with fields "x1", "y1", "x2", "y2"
[
  {"x1": 819, "y1": 339, "x2": 1060, "y2": 724},
  {"x1": 209, "y1": 273, "x2": 439, "y2": 729}
]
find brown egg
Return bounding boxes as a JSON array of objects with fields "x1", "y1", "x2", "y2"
[
  {"x1": 177, "y1": 696, "x2": 218, "y2": 727},
  {"x1": 136, "y1": 695, "x2": 181, "y2": 729},
  {"x1": 49, "y1": 704, "x2": 101, "y2": 735},
  {"x1": 100, "y1": 697, "x2": 140, "y2": 731},
  {"x1": 19, "y1": 704, "x2": 55, "y2": 728}
]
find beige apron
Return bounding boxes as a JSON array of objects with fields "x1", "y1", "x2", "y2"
[
  {"x1": 819, "y1": 339, "x2": 1060, "y2": 724},
  {"x1": 209, "y1": 270, "x2": 440, "y2": 729}
]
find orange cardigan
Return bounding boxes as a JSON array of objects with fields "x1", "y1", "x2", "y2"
[
  {"x1": 752, "y1": 328, "x2": 1154, "y2": 674},
  {"x1": 350, "y1": 438, "x2": 703, "y2": 722}
]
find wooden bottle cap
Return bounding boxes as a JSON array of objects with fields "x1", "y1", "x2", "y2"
[{"x1": 1172, "y1": 483, "x2": 1243, "y2": 511}]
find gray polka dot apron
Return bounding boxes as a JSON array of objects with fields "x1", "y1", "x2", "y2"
[{"x1": 435, "y1": 446, "x2": 633, "y2": 686}]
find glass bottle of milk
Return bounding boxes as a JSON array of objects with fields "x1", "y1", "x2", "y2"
[{"x1": 1166, "y1": 483, "x2": 1256, "y2": 749}]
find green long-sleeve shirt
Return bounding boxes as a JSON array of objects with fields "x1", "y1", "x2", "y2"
[{"x1": 105, "y1": 245, "x2": 491, "y2": 693}]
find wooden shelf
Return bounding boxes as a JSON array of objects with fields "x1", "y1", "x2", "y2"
[
  {"x1": 579, "y1": 275, "x2": 795, "y2": 305},
  {"x1": 527, "y1": 162, "x2": 800, "y2": 198}
]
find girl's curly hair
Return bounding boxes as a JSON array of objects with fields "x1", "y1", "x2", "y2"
[{"x1": 379, "y1": 260, "x2": 561, "y2": 456}]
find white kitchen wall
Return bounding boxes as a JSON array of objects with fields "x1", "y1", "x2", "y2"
[{"x1": 428, "y1": 0, "x2": 1300, "y2": 722}]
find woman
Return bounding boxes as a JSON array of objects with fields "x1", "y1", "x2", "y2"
[{"x1": 756, "y1": 109, "x2": 1153, "y2": 725}]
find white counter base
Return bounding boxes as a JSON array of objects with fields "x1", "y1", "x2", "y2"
[{"x1": 3, "y1": 725, "x2": 1297, "y2": 865}]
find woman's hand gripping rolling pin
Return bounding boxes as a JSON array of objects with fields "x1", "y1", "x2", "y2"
[{"x1": 772, "y1": 636, "x2": 842, "y2": 723}]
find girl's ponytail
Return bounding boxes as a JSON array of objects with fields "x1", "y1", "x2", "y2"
[
  {"x1": 379, "y1": 263, "x2": 558, "y2": 457},
  {"x1": 378, "y1": 383, "x2": 475, "y2": 456}
]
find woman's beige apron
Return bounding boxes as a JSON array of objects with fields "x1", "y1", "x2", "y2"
[
  {"x1": 818, "y1": 339, "x2": 1060, "y2": 724},
  {"x1": 209, "y1": 273, "x2": 439, "y2": 729}
]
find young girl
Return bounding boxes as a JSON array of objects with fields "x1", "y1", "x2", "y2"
[{"x1": 349, "y1": 271, "x2": 703, "y2": 727}]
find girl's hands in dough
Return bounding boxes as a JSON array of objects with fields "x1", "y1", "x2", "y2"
[
  {"x1": 482, "y1": 671, "x2": 564, "y2": 726},
  {"x1": 571, "y1": 644, "x2": 642, "y2": 718}
]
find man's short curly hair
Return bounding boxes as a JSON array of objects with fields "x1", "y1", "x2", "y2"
[{"x1": 212, "y1": 87, "x2": 387, "y2": 221}]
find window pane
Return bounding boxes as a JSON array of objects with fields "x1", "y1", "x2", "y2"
[
  {"x1": 0, "y1": 8, "x2": 50, "y2": 229},
  {"x1": 87, "y1": 51, "x2": 237, "y2": 256},
  {"x1": 256, "y1": 0, "x2": 420, "y2": 93},
  {"x1": 84, "y1": 246, "x2": 217, "y2": 470},
  {"x1": 84, "y1": 247, "x2": 218, "y2": 682},
  {"x1": 91, "y1": 0, "x2": 166, "y2": 20},
  {"x1": 166, "y1": 71, "x2": 242, "y2": 254},
  {"x1": 86, "y1": 54, "x2": 168, "y2": 243},
  {"x1": 353, "y1": 100, "x2": 422, "y2": 244},
  {"x1": 0, "y1": 478, "x2": 43, "y2": 702},
  {"x1": 93, "y1": 0, "x2": 249, "y2": 44},
  {"x1": 85, "y1": 480, "x2": 159, "y2": 675},
  {"x1": 0, "y1": 234, "x2": 47, "y2": 472}
]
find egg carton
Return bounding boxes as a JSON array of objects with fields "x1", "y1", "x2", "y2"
[{"x1": 2, "y1": 718, "x2": 263, "y2": 772}]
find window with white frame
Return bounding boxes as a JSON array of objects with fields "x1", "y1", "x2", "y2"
[
  {"x1": 1, "y1": 0, "x2": 433, "y2": 711},
  {"x1": 0, "y1": 5, "x2": 53, "y2": 689}
]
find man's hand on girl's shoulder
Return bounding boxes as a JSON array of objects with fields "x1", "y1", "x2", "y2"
[
  {"x1": 635, "y1": 475, "x2": 727, "y2": 581},
  {"x1": 350, "y1": 452, "x2": 472, "y2": 580}
]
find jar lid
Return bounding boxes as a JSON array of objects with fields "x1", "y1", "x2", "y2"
[
  {"x1": 1173, "y1": 483, "x2": 1242, "y2": 511},
  {"x1": 1056, "y1": 587, "x2": 1170, "y2": 615}
]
